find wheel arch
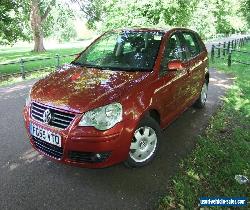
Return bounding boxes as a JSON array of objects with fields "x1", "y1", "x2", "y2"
[
  {"x1": 148, "y1": 109, "x2": 161, "y2": 125},
  {"x1": 133, "y1": 107, "x2": 161, "y2": 127}
]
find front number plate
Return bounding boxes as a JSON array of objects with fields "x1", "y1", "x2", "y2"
[{"x1": 30, "y1": 123, "x2": 61, "y2": 147}]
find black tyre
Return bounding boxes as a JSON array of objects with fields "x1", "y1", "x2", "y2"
[
  {"x1": 194, "y1": 81, "x2": 208, "y2": 109},
  {"x1": 124, "y1": 116, "x2": 161, "y2": 168}
]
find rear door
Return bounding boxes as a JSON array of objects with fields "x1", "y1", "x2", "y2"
[{"x1": 179, "y1": 31, "x2": 207, "y2": 103}]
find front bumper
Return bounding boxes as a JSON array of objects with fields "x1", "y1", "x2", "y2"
[{"x1": 23, "y1": 105, "x2": 134, "y2": 168}]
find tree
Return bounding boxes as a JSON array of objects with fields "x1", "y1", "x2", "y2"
[
  {"x1": 30, "y1": 0, "x2": 55, "y2": 51},
  {"x1": 1, "y1": 0, "x2": 77, "y2": 51},
  {"x1": 29, "y1": 0, "x2": 77, "y2": 51}
]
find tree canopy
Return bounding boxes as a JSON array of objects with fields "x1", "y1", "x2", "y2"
[
  {"x1": 0, "y1": 0, "x2": 27, "y2": 44},
  {"x1": 81, "y1": 0, "x2": 249, "y2": 39},
  {"x1": 1, "y1": 0, "x2": 250, "y2": 47}
]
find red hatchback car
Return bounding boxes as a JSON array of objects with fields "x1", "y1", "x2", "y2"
[{"x1": 23, "y1": 28, "x2": 209, "y2": 168}]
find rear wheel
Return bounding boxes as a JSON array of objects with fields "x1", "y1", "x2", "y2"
[
  {"x1": 194, "y1": 81, "x2": 208, "y2": 109},
  {"x1": 124, "y1": 116, "x2": 161, "y2": 167}
]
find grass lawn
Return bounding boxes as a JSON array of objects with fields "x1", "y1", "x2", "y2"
[
  {"x1": 159, "y1": 43, "x2": 250, "y2": 209},
  {"x1": 0, "y1": 41, "x2": 90, "y2": 75}
]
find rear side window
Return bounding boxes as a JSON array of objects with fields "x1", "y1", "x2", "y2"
[{"x1": 182, "y1": 32, "x2": 201, "y2": 58}]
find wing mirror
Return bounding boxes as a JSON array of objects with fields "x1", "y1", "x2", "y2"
[{"x1": 167, "y1": 60, "x2": 184, "y2": 71}]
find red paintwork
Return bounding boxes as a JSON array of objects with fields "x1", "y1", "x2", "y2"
[{"x1": 23, "y1": 27, "x2": 208, "y2": 168}]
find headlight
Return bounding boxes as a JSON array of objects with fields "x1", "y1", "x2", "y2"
[
  {"x1": 25, "y1": 89, "x2": 32, "y2": 106},
  {"x1": 79, "y1": 103, "x2": 122, "y2": 130}
]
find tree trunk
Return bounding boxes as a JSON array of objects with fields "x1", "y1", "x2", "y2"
[
  {"x1": 31, "y1": 0, "x2": 45, "y2": 52},
  {"x1": 33, "y1": 30, "x2": 45, "y2": 52}
]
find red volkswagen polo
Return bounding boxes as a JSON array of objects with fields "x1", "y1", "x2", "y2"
[{"x1": 23, "y1": 28, "x2": 209, "y2": 168}]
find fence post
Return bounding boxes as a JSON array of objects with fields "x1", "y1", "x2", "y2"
[
  {"x1": 228, "y1": 49, "x2": 232, "y2": 67},
  {"x1": 20, "y1": 58, "x2": 25, "y2": 79},
  {"x1": 223, "y1": 42, "x2": 226, "y2": 56},
  {"x1": 227, "y1": 41, "x2": 230, "y2": 54},
  {"x1": 218, "y1": 43, "x2": 221, "y2": 58},
  {"x1": 211, "y1": 45, "x2": 215, "y2": 62},
  {"x1": 234, "y1": 39, "x2": 237, "y2": 49},
  {"x1": 56, "y1": 54, "x2": 60, "y2": 68}
]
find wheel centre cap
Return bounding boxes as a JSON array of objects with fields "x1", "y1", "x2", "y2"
[{"x1": 139, "y1": 140, "x2": 147, "y2": 149}]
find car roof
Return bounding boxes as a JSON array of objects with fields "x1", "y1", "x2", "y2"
[
  {"x1": 121, "y1": 27, "x2": 169, "y2": 33},
  {"x1": 113, "y1": 27, "x2": 195, "y2": 34}
]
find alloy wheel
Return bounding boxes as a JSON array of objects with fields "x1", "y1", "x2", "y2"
[{"x1": 129, "y1": 126, "x2": 158, "y2": 162}]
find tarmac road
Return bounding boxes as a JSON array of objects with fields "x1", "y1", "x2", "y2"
[{"x1": 0, "y1": 67, "x2": 234, "y2": 210}]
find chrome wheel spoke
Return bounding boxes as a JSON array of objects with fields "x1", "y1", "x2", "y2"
[
  {"x1": 133, "y1": 149, "x2": 142, "y2": 159},
  {"x1": 130, "y1": 141, "x2": 139, "y2": 150},
  {"x1": 134, "y1": 131, "x2": 142, "y2": 141},
  {"x1": 143, "y1": 127, "x2": 150, "y2": 137},
  {"x1": 148, "y1": 133, "x2": 157, "y2": 144},
  {"x1": 139, "y1": 152, "x2": 147, "y2": 160},
  {"x1": 148, "y1": 142, "x2": 156, "y2": 151}
]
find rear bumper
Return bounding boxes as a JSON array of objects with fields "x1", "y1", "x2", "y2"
[{"x1": 23, "y1": 105, "x2": 133, "y2": 168}]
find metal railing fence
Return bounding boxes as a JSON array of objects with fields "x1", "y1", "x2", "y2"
[
  {"x1": 0, "y1": 53, "x2": 78, "y2": 80},
  {"x1": 211, "y1": 37, "x2": 250, "y2": 66}
]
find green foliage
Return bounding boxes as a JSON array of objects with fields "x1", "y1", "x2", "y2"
[
  {"x1": 82, "y1": 0, "x2": 249, "y2": 39},
  {"x1": 85, "y1": 0, "x2": 196, "y2": 30},
  {"x1": 188, "y1": 1, "x2": 217, "y2": 39},
  {"x1": 241, "y1": 0, "x2": 250, "y2": 28},
  {"x1": 159, "y1": 43, "x2": 250, "y2": 209},
  {"x1": 49, "y1": 5, "x2": 77, "y2": 42},
  {"x1": 2, "y1": 0, "x2": 250, "y2": 44},
  {"x1": 0, "y1": 0, "x2": 77, "y2": 45},
  {"x1": 0, "y1": 1, "x2": 28, "y2": 44}
]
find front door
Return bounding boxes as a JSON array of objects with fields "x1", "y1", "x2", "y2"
[{"x1": 156, "y1": 32, "x2": 189, "y2": 125}]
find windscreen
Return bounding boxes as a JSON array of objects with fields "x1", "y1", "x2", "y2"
[{"x1": 73, "y1": 31, "x2": 164, "y2": 71}]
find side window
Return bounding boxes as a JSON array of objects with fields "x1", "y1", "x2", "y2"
[
  {"x1": 161, "y1": 34, "x2": 184, "y2": 72},
  {"x1": 182, "y1": 32, "x2": 201, "y2": 58}
]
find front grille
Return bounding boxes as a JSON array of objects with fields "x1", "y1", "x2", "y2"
[
  {"x1": 31, "y1": 102, "x2": 75, "y2": 129},
  {"x1": 32, "y1": 136, "x2": 63, "y2": 159},
  {"x1": 69, "y1": 151, "x2": 111, "y2": 163}
]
